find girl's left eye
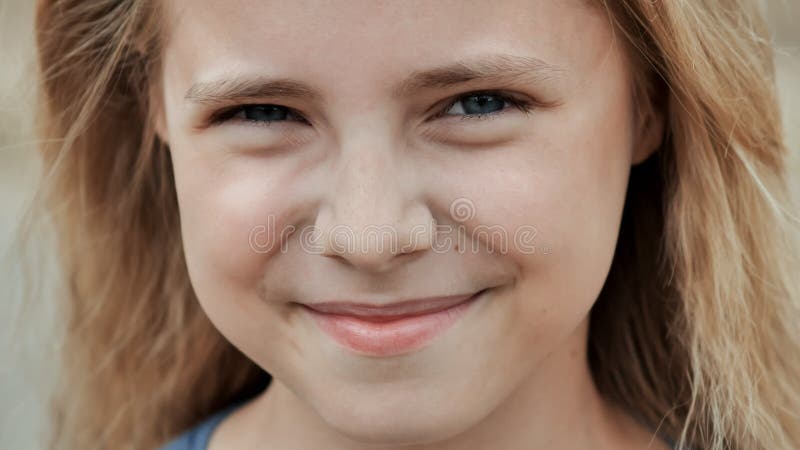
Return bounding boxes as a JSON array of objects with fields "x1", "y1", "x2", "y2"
[{"x1": 437, "y1": 92, "x2": 533, "y2": 119}]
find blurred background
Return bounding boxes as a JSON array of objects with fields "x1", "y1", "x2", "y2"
[{"x1": 1, "y1": 0, "x2": 798, "y2": 448}]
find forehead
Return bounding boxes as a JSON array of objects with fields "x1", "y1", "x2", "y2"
[{"x1": 161, "y1": 0, "x2": 613, "y2": 96}]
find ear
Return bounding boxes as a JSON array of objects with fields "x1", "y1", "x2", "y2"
[
  {"x1": 631, "y1": 81, "x2": 666, "y2": 165},
  {"x1": 147, "y1": 78, "x2": 171, "y2": 146},
  {"x1": 152, "y1": 105, "x2": 170, "y2": 145}
]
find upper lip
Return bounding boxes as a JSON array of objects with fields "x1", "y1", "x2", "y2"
[{"x1": 300, "y1": 290, "x2": 485, "y2": 318}]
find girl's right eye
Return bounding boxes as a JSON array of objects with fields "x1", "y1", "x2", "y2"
[{"x1": 213, "y1": 104, "x2": 308, "y2": 126}]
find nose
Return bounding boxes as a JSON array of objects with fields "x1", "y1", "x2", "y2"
[{"x1": 314, "y1": 134, "x2": 435, "y2": 273}]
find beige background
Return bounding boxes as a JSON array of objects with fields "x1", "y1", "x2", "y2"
[{"x1": 1, "y1": 1, "x2": 798, "y2": 448}]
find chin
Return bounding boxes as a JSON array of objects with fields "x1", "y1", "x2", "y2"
[{"x1": 312, "y1": 386, "x2": 487, "y2": 446}]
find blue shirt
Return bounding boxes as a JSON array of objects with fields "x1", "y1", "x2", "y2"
[{"x1": 157, "y1": 403, "x2": 242, "y2": 450}]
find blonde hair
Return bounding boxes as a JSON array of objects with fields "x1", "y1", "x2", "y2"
[{"x1": 32, "y1": 0, "x2": 800, "y2": 449}]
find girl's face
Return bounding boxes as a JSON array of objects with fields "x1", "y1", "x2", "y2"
[{"x1": 159, "y1": 0, "x2": 662, "y2": 444}]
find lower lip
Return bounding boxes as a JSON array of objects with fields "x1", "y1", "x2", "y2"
[{"x1": 302, "y1": 292, "x2": 483, "y2": 357}]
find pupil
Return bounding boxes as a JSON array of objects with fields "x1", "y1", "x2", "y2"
[
  {"x1": 462, "y1": 95, "x2": 505, "y2": 115},
  {"x1": 244, "y1": 105, "x2": 288, "y2": 121}
]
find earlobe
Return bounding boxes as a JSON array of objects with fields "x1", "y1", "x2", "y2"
[
  {"x1": 632, "y1": 99, "x2": 666, "y2": 165},
  {"x1": 632, "y1": 109, "x2": 665, "y2": 165},
  {"x1": 153, "y1": 111, "x2": 170, "y2": 145}
]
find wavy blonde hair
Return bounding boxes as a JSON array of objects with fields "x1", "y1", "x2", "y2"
[{"x1": 33, "y1": 0, "x2": 799, "y2": 449}]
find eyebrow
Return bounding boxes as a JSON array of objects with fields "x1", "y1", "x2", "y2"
[
  {"x1": 391, "y1": 53, "x2": 564, "y2": 98},
  {"x1": 185, "y1": 78, "x2": 318, "y2": 104},
  {"x1": 184, "y1": 53, "x2": 564, "y2": 105}
]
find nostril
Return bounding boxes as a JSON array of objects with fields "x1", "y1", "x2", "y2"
[
  {"x1": 328, "y1": 251, "x2": 393, "y2": 273},
  {"x1": 321, "y1": 243, "x2": 427, "y2": 274}
]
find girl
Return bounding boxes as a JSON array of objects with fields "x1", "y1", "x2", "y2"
[{"x1": 34, "y1": 0, "x2": 800, "y2": 449}]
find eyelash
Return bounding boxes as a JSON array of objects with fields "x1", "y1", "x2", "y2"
[{"x1": 210, "y1": 90, "x2": 534, "y2": 126}]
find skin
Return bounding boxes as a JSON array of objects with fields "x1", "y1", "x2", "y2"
[{"x1": 156, "y1": 0, "x2": 666, "y2": 449}]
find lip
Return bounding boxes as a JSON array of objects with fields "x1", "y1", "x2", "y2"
[{"x1": 300, "y1": 290, "x2": 486, "y2": 357}]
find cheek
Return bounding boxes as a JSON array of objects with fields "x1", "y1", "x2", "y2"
[
  {"x1": 462, "y1": 85, "x2": 634, "y2": 345},
  {"x1": 169, "y1": 142, "x2": 301, "y2": 308}
]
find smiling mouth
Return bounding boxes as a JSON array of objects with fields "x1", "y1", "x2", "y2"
[
  {"x1": 298, "y1": 289, "x2": 489, "y2": 357},
  {"x1": 300, "y1": 290, "x2": 486, "y2": 322}
]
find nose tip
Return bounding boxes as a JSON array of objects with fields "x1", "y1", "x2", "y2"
[{"x1": 314, "y1": 204, "x2": 435, "y2": 273}]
